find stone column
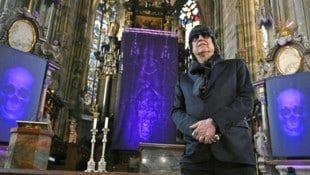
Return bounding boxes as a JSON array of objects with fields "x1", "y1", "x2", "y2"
[
  {"x1": 37, "y1": 60, "x2": 60, "y2": 123},
  {"x1": 237, "y1": 0, "x2": 259, "y2": 79},
  {"x1": 98, "y1": 74, "x2": 112, "y2": 119},
  {"x1": 97, "y1": 46, "x2": 118, "y2": 119},
  {"x1": 253, "y1": 80, "x2": 274, "y2": 175}
]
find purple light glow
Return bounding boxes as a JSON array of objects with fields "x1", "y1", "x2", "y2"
[
  {"x1": 0, "y1": 44, "x2": 48, "y2": 143},
  {"x1": 0, "y1": 67, "x2": 34, "y2": 120},
  {"x1": 112, "y1": 29, "x2": 178, "y2": 150},
  {"x1": 266, "y1": 72, "x2": 310, "y2": 157},
  {"x1": 277, "y1": 88, "x2": 306, "y2": 137}
]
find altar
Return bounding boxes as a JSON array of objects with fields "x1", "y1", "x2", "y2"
[
  {"x1": 4, "y1": 124, "x2": 53, "y2": 169},
  {"x1": 139, "y1": 143, "x2": 184, "y2": 175},
  {"x1": 253, "y1": 38, "x2": 310, "y2": 175}
]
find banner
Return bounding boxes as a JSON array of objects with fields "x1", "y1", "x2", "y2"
[{"x1": 112, "y1": 28, "x2": 178, "y2": 150}]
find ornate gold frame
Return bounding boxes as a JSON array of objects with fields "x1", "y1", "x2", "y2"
[
  {"x1": 8, "y1": 19, "x2": 37, "y2": 52},
  {"x1": 274, "y1": 45, "x2": 302, "y2": 75},
  {"x1": 134, "y1": 15, "x2": 162, "y2": 30}
]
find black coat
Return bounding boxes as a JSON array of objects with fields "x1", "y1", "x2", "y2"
[{"x1": 171, "y1": 55, "x2": 256, "y2": 165}]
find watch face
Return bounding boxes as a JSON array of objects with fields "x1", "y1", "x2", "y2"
[
  {"x1": 8, "y1": 19, "x2": 37, "y2": 52},
  {"x1": 275, "y1": 46, "x2": 302, "y2": 75}
]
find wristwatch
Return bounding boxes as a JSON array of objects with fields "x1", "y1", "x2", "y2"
[{"x1": 7, "y1": 19, "x2": 37, "y2": 52}]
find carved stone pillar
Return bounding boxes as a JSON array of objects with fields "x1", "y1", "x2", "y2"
[
  {"x1": 37, "y1": 60, "x2": 60, "y2": 124},
  {"x1": 236, "y1": 0, "x2": 259, "y2": 79},
  {"x1": 97, "y1": 74, "x2": 112, "y2": 119},
  {"x1": 196, "y1": 0, "x2": 214, "y2": 27},
  {"x1": 253, "y1": 79, "x2": 277, "y2": 175},
  {"x1": 97, "y1": 48, "x2": 118, "y2": 119}
]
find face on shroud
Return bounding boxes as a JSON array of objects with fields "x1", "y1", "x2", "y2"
[
  {"x1": 0, "y1": 67, "x2": 34, "y2": 120},
  {"x1": 137, "y1": 89, "x2": 158, "y2": 141},
  {"x1": 277, "y1": 88, "x2": 306, "y2": 136}
]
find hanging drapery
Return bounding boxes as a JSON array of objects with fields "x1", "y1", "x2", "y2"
[{"x1": 112, "y1": 28, "x2": 178, "y2": 150}]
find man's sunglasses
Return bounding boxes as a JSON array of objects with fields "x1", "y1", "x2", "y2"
[{"x1": 191, "y1": 31, "x2": 213, "y2": 42}]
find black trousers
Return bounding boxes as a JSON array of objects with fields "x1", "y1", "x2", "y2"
[{"x1": 180, "y1": 156, "x2": 257, "y2": 175}]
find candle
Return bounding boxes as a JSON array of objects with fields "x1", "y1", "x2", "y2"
[
  {"x1": 104, "y1": 117, "x2": 109, "y2": 129},
  {"x1": 93, "y1": 117, "x2": 97, "y2": 129}
]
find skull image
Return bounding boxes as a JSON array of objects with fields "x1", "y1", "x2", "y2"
[
  {"x1": 277, "y1": 88, "x2": 306, "y2": 136},
  {"x1": 0, "y1": 67, "x2": 34, "y2": 120}
]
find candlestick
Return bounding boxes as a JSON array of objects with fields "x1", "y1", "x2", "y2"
[
  {"x1": 93, "y1": 117, "x2": 97, "y2": 129},
  {"x1": 84, "y1": 128, "x2": 98, "y2": 172},
  {"x1": 104, "y1": 117, "x2": 109, "y2": 128},
  {"x1": 92, "y1": 111, "x2": 99, "y2": 130},
  {"x1": 97, "y1": 127, "x2": 109, "y2": 172},
  {"x1": 85, "y1": 111, "x2": 100, "y2": 172}
]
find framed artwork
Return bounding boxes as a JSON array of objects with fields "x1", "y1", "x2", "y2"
[
  {"x1": 135, "y1": 15, "x2": 162, "y2": 30},
  {"x1": 0, "y1": 44, "x2": 47, "y2": 143},
  {"x1": 265, "y1": 71, "x2": 310, "y2": 157},
  {"x1": 274, "y1": 45, "x2": 302, "y2": 75}
]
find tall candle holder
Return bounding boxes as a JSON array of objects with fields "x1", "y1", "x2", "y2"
[
  {"x1": 84, "y1": 111, "x2": 99, "y2": 172},
  {"x1": 97, "y1": 117, "x2": 109, "y2": 172}
]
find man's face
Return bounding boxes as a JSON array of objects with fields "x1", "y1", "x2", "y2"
[{"x1": 191, "y1": 35, "x2": 215, "y2": 63}]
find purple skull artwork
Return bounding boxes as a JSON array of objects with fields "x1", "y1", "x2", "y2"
[
  {"x1": 277, "y1": 88, "x2": 306, "y2": 136},
  {"x1": 0, "y1": 67, "x2": 34, "y2": 120}
]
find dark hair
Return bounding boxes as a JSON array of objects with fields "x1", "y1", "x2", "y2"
[{"x1": 188, "y1": 25, "x2": 220, "y2": 54}]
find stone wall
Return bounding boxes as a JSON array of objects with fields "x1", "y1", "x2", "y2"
[{"x1": 222, "y1": 0, "x2": 238, "y2": 59}]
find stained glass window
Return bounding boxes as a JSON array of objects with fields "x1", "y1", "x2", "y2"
[
  {"x1": 85, "y1": 3, "x2": 108, "y2": 106},
  {"x1": 179, "y1": 0, "x2": 199, "y2": 27}
]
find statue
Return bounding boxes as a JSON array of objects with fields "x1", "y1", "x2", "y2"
[
  {"x1": 68, "y1": 119, "x2": 77, "y2": 143},
  {"x1": 176, "y1": 25, "x2": 185, "y2": 44},
  {"x1": 40, "y1": 40, "x2": 62, "y2": 63},
  {"x1": 253, "y1": 126, "x2": 268, "y2": 157},
  {"x1": 163, "y1": 17, "x2": 172, "y2": 31},
  {"x1": 124, "y1": 11, "x2": 133, "y2": 28},
  {"x1": 101, "y1": 39, "x2": 118, "y2": 75},
  {"x1": 108, "y1": 20, "x2": 119, "y2": 37},
  {"x1": 256, "y1": 59, "x2": 274, "y2": 81},
  {"x1": 44, "y1": 98, "x2": 54, "y2": 131}
]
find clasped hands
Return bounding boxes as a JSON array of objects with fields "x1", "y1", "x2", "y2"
[{"x1": 190, "y1": 118, "x2": 220, "y2": 144}]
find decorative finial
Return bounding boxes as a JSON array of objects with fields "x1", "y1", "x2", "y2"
[
  {"x1": 276, "y1": 20, "x2": 297, "y2": 37},
  {"x1": 91, "y1": 104, "x2": 99, "y2": 113}
]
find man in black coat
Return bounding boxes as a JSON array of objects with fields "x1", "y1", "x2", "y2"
[{"x1": 171, "y1": 25, "x2": 256, "y2": 175}]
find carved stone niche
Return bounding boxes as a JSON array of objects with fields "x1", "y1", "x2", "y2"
[
  {"x1": 0, "y1": 8, "x2": 43, "y2": 54},
  {"x1": 303, "y1": 49, "x2": 310, "y2": 71},
  {"x1": 256, "y1": 40, "x2": 310, "y2": 81},
  {"x1": 0, "y1": 8, "x2": 62, "y2": 64},
  {"x1": 270, "y1": 41, "x2": 309, "y2": 73}
]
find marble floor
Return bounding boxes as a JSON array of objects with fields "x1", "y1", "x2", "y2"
[{"x1": 0, "y1": 168, "x2": 145, "y2": 175}]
